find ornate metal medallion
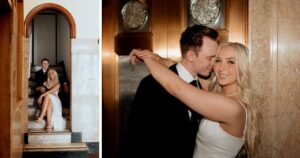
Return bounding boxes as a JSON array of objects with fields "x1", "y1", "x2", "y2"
[
  {"x1": 190, "y1": 0, "x2": 221, "y2": 25},
  {"x1": 121, "y1": 1, "x2": 148, "y2": 30}
]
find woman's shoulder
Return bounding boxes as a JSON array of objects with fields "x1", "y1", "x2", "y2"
[
  {"x1": 223, "y1": 97, "x2": 247, "y2": 119},
  {"x1": 232, "y1": 98, "x2": 247, "y2": 111}
]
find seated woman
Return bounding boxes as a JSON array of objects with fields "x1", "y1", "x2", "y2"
[
  {"x1": 130, "y1": 42, "x2": 259, "y2": 158},
  {"x1": 35, "y1": 68, "x2": 64, "y2": 132}
]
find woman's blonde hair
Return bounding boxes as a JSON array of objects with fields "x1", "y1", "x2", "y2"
[
  {"x1": 46, "y1": 68, "x2": 59, "y2": 89},
  {"x1": 210, "y1": 42, "x2": 259, "y2": 157}
]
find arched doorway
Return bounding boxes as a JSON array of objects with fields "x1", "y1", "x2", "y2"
[
  {"x1": 24, "y1": 3, "x2": 76, "y2": 38},
  {"x1": 24, "y1": 3, "x2": 76, "y2": 131}
]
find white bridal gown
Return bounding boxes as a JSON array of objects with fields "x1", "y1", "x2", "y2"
[{"x1": 48, "y1": 91, "x2": 64, "y2": 131}]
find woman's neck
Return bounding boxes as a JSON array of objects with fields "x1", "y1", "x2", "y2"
[{"x1": 222, "y1": 83, "x2": 238, "y2": 96}]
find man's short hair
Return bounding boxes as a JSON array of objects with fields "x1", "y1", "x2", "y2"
[
  {"x1": 180, "y1": 25, "x2": 219, "y2": 57},
  {"x1": 41, "y1": 58, "x2": 49, "y2": 64}
]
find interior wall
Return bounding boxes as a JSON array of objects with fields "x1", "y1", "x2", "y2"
[
  {"x1": 250, "y1": 0, "x2": 300, "y2": 157},
  {"x1": 24, "y1": 0, "x2": 99, "y2": 39},
  {"x1": 57, "y1": 13, "x2": 71, "y2": 81},
  {"x1": 33, "y1": 14, "x2": 56, "y2": 65}
]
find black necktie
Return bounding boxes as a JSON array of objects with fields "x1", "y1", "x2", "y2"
[
  {"x1": 189, "y1": 80, "x2": 199, "y2": 88},
  {"x1": 189, "y1": 80, "x2": 201, "y2": 137}
]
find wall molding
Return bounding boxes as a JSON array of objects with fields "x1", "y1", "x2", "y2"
[{"x1": 24, "y1": 3, "x2": 76, "y2": 38}]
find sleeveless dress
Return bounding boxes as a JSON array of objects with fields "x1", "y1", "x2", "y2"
[
  {"x1": 48, "y1": 91, "x2": 64, "y2": 130},
  {"x1": 193, "y1": 102, "x2": 247, "y2": 158}
]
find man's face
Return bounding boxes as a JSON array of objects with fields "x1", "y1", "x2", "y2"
[
  {"x1": 41, "y1": 60, "x2": 49, "y2": 71},
  {"x1": 191, "y1": 37, "x2": 218, "y2": 77}
]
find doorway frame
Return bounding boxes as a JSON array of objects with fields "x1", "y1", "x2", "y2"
[{"x1": 24, "y1": 2, "x2": 76, "y2": 130}]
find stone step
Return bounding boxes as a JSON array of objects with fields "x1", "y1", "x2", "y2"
[
  {"x1": 27, "y1": 129, "x2": 72, "y2": 144},
  {"x1": 28, "y1": 106, "x2": 40, "y2": 117},
  {"x1": 28, "y1": 116, "x2": 70, "y2": 130},
  {"x1": 28, "y1": 97, "x2": 38, "y2": 106},
  {"x1": 29, "y1": 80, "x2": 36, "y2": 87},
  {"x1": 28, "y1": 105, "x2": 70, "y2": 117},
  {"x1": 28, "y1": 86, "x2": 35, "y2": 96},
  {"x1": 23, "y1": 143, "x2": 89, "y2": 158}
]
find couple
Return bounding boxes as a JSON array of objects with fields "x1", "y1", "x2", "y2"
[
  {"x1": 125, "y1": 25, "x2": 259, "y2": 158},
  {"x1": 35, "y1": 58, "x2": 64, "y2": 132}
]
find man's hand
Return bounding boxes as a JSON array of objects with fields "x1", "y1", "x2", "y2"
[
  {"x1": 64, "y1": 83, "x2": 70, "y2": 93},
  {"x1": 40, "y1": 87, "x2": 46, "y2": 93}
]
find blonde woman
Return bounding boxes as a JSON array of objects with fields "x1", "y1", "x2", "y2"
[
  {"x1": 35, "y1": 68, "x2": 64, "y2": 132},
  {"x1": 130, "y1": 43, "x2": 259, "y2": 157}
]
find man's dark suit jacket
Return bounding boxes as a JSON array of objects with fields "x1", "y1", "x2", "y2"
[
  {"x1": 35, "y1": 69, "x2": 48, "y2": 87},
  {"x1": 125, "y1": 64, "x2": 202, "y2": 158},
  {"x1": 35, "y1": 69, "x2": 48, "y2": 97}
]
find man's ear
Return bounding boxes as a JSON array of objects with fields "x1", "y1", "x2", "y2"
[{"x1": 186, "y1": 50, "x2": 195, "y2": 62}]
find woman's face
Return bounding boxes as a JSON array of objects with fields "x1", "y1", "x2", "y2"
[
  {"x1": 48, "y1": 70, "x2": 56, "y2": 80},
  {"x1": 213, "y1": 46, "x2": 238, "y2": 87}
]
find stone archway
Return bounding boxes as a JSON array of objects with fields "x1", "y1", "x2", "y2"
[{"x1": 24, "y1": 3, "x2": 76, "y2": 38}]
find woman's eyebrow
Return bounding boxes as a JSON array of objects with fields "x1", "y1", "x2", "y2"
[{"x1": 226, "y1": 57, "x2": 236, "y2": 60}]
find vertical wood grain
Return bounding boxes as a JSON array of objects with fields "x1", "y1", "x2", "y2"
[
  {"x1": 102, "y1": 0, "x2": 119, "y2": 158},
  {"x1": 0, "y1": 12, "x2": 11, "y2": 158}
]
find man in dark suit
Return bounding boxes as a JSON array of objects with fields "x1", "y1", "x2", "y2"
[
  {"x1": 125, "y1": 25, "x2": 219, "y2": 158},
  {"x1": 35, "y1": 58, "x2": 49, "y2": 96}
]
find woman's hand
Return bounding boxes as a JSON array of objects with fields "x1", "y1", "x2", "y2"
[
  {"x1": 38, "y1": 94, "x2": 45, "y2": 105},
  {"x1": 129, "y1": 49, "x2": 142, "y2": 65},
  {"x1": 130, "y1": 49, "x2": 171, "y2": 66}
]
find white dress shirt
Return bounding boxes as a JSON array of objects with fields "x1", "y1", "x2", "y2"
[{"x1": 175, "y1": 63, "x2": 198, "y2": 118}]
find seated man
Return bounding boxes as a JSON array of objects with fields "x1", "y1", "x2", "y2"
[{"x1": 35, "y1": 58, "x2": 49, "y2": 97}]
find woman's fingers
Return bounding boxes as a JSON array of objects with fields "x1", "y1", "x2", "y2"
[
  {"x1": 138, "y1": 50, "x2": 160, "y2": 62},
  {"x1": 38, "y1": 96, "x2": 43, "y2": 105},
  {"x1": 130, "y1": 49, "x2": 143, "y2": 65},
  {"x1": 129, "y1": 49, "x2": 158, "y2": 65},
  {"x1": 38, "y1": 98, "x2": 41, "y2": 105}
]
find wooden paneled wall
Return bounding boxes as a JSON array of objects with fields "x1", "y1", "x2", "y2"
[
  {"x1": 0, "y1": 0, "x2": 26, "y2": 158},
  {"x1": 0, "y1": 11, "x2": 12, "y2": 158},
  {"x1": 102, "y1": 0, "x2": 119, "y2": 157}
]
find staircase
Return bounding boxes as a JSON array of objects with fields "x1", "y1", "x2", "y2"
[{"x1": 23, "y1": 65, "x2": 89, "y2": 158}]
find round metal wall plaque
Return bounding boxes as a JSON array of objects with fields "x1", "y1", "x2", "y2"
[
  {"x1": 121, "y1": 1, "x2": 148, "y2": 30},
  {"x1": 190, "y1": 0, "x2": 221, "y2": 25}
]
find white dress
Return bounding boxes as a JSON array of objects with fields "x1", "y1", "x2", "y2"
[
  {"x1": 193, "y1": 100, "x2": 247, "y2": 158},
  {"x1": 193, "y1": 119, "x2": 244, "y2": 158},
  {"x1": 48, "y1": 91, "x2": 64, "y2": 131}
]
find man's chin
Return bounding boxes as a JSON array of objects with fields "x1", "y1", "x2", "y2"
[{"x1": 198, "y1": 72, "x2": 211, "y2": 79}]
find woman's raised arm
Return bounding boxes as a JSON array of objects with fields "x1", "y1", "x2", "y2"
[{"x1": 130, "y1": 49, "x2": 175, "y2": 67}]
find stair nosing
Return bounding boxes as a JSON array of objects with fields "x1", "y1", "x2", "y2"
[
  {"x1": 28, "y1": 131, "x2": 71, "y2": 135},
  {"x1": 24, "y1": 143, "x2": 89, "y2": 152}
]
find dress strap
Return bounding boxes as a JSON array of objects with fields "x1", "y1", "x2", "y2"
[{"x1": 235, "y1": 99, "x2": 247, "y2": 138}]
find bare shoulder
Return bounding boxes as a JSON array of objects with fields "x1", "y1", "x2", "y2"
[
  {"x1": 219, "y1": 97, "x2": 247, "y2": 137},
  {"x1": 230, "y1": 97, "x2": 247, "y2": 117}
]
